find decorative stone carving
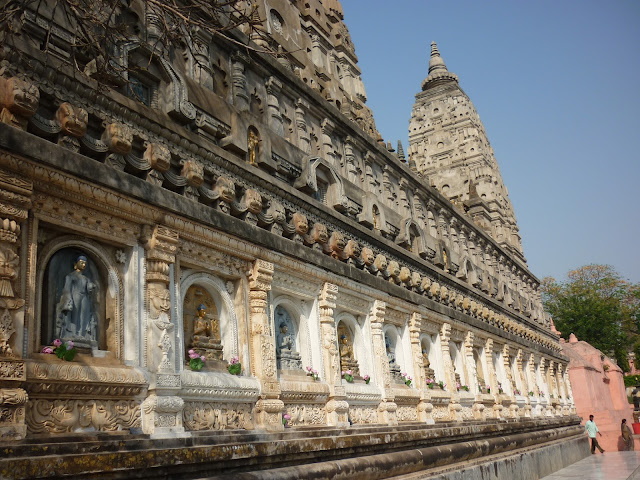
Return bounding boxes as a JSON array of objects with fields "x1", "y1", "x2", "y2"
[
  {"x1": 337, "y1": 322, "x2": 359, "y2": 377},
  {"x1": 184, "y1": 286, "x2": 223, "y2": 362},
  {"x1": 54, "y1": 255, "x2": 99, "y2": 348},
  {"x1": 0, "y1": 75, "x2": 39, "y2": 130},
  {"x1": 275, "y1": 305, "x2": 302, "y2": 371}
]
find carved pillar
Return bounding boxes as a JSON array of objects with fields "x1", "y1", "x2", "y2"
[
  {"x1": 294, "y1": 98, "x2": 311, "y2": 154},
  {"x1": 318, "y1": 283, "x2": 348, "y2": 426},
  {"x1": 502, "y1": 344, "x2": 513, "y2": 396},
  {"x1": 410, "y1": 313, "x2": 431, "y2": 423},
  {"x1": 370, "y1": 300, "x2": 397, "y2": 425},
  {"x1": 321, "y1": 119, "x2": 336, "y2": 164},
  {"x1": 484, "y1": 338, "x2": 498, "y2": 394},
  {"x1": 248, "y1": 259, "x2": 283, "y2": 431},
  {"x1": 231, "y1": 52, "x2": 250, "y2": 112},
  {"x1": 528, "y1": 353, "x2": 540, "y2": 397},
  {"x1": 463, "y1": 332, "x2": 477, "y2": 393},
  {"x1": 344, "y1": 136, "x2": 359, "y2": 184},
  {"x1": 191, "y1": 28, "x2": 213, "y2": 90},
  {"x1": 141, "y1": 225, "x2": 184, "y2": 435},
  {"x1": 439, "y1": 323, "x2": 456, "y2": 394},
  {"x1": 265, "y1": 77, "x2": 284, "y2": 136},
  {"x1": 0, "y1": 169, "x2": 32, "y2": 439}
]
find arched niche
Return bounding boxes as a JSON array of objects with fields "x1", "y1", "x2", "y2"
[
  {"x1": 383, "y1": 325, "x2": 404, "y2": 381},
  {"x1": 396, "y1": 218, "x2": 427, "y2": 258},
  {"x1": 357, "y1": 193, "x2": 388, "y2": 234},
  {"x1": 336, "y1": 313, "x2": 361, "y2": 377},
  {"x1": 457, "y1": 255, "x2": 479, "y2": 286},
  {"x1": 37, "y1": 237, "x2": 123, "y2": 357},
  {"x1": 179, "y1": 271, "x2": 238, "y2": 367},
  {"x1": 116, "y1": 41, "x2": 196, "y2": 122},
  {"x1": 294, "y1": 156, "x2": 347, "y2": 212},
  {"x1": 271, "y1": 295, "x2": 309, "y2": 371},
  {"x1": 448, "y1": 341, "x2": 467, "y2": 387}
]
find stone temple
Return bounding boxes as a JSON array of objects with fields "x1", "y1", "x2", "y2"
[{"x1": 0, "y1": 0, "x2": 588, "y2": 478}]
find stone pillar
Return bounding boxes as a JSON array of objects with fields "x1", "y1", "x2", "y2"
[
  {"x1": 321, "y1": 118, "x2": 337, "y2": 165},
  {"x1": 265, "y1": 77, "x2": 284, "y2": 136},
  {"x1": 463, "y1": 331, "x2": 478, "y2": 393},
  {"x1": 191, "y1": 28, "x2": 213, "y2": 90},
  {"x1": 294, "y1": 98, "x2": 311, "y2": 154},
  {"x1": 502, "y1": 344, "x2": 513, "y2": 396},
  {"x1": 248, "y1": 259, "x2": 284, "y2": 432},
  {"x1": 318, "y1": 283, "x2": 348, "y2": 426},
  {"x1": 344, "y1": 136, "x2": 359, "y2": 184},
  {"x1": 410, "y1": 313, "x2": 431, "y2": 423},
  {"x1": 528, "y1": 353, "x2": 540, "y2": 396},
  {"x1": 439, "y1": 323, "x2": 456, "y2": 394},
  {"x1": 0, "y1": 169, "x2": 32, "y2": 439},
  {"x1": 370, "y1": 300, "x2": 397, "y2": 425},
  {"x1": 141, "y1": 225, "x2": 184, "y2": 436},
  {"x1": 231, "y1": 52, "x2": 250, "y2": 112}
]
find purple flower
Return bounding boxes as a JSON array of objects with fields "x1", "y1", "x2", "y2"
[
  {"x1": 283, "y1": 414, "x2": 291, "y2": 420},
  {"x1": 230, "y1": 356, "x2": 239, "y2": 365},
  {"x1": 41, "y1": 346, "x2": 54, "y2": 354},
  {"x1": 65, "y1": 340, "x2": 74, "y2": 349},
  {"x1": 200, "y1": 355, "x2": 206, "y2": 362},
  {"x1": 364, "y1": 375, "x2": 370, "y2": 380},
  {"x1": 188, "y1": 349, "x2": 195, "y2": 355},
  {"x1": 53, "y1": 339, "x2": 62, "y2": 347}
]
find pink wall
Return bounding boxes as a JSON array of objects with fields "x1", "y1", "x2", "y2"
[{"x1": 562, "y1": 335, "x2": 636, "y2": 451}]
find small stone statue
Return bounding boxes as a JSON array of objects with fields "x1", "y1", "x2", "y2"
[
  {"x1": 189, "y1": 303, "x2": 223, "y2": 361},
  {"x1": 274, "y1": 306, "x2": 302, "y2": 371},
  {"x1": 277, "y1": 322, "x2": 294, "y2": 351},
  {"x1": 338, "y1": 331, "x2": 360, "y2": 377},
  {"x1": 55, "y1": 255, "x2": 98, "y2": 346},
  {"x1": 385, "y1": 335, "x2": 402, "y2": 382}
]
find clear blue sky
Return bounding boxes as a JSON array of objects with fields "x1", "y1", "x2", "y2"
[{"x1": 341, "y1": 0, "x2": 640, "y2": 284}]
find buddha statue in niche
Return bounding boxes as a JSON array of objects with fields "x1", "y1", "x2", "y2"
[
  {"x1": 184, "y1": 286, "x2": 223, "y2": 363},
  {"x1": 337, "y1": 323, "x2": 360, "y2": 377},
  {"x1": 385, "y1": 334, "x2": 403, "y2": 382},
  {"x1": 274, "y1": 306, "x2": 302, "y2": 371},
  {"x1": 422, "y1": 348, "x2": 435, "y2": 382},
  {"x1": 55, "y1": 255, "x2": 99, "y2": 349}
]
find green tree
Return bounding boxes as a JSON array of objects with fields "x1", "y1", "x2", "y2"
[{"x1": 541, "y1": 265, "x2": 640, "y2": 371}]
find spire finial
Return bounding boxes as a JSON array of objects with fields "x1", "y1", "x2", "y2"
[
  {"x1": 421, "y1": 41, "x2": 459, "y2": 91},
  {"x1": 428, "y1": 41, "x2": 448, "y2": 75},
  {"x1": 397, "y1": 140, "x2": 406, "y2": 161}
]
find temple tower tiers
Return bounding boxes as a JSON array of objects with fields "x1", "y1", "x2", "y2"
[{"x1": 409, "y1": 42, "x2": 525, "y2": 263}]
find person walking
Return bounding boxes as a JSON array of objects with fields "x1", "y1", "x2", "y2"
[
  {"x1": 621, "y1": 419, "x2": 635, "y2": 451},
  {"x1": 585, "y1": 414, "x2": 604, "y2": 454}
]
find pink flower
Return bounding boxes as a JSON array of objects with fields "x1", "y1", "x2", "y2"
[
  {"x1": 347, "y1": 370, "x2": 352, "y2": 375},
  {"x1": 283, "y1": 414, "x2": 291, "y2": 420},
  {"x1": 53, "y1": 339, "x2": 62, "y2": 347},
  {"x1": 200, "y1": 356, "x2": 206, "y2": 362},
  {"x1": 65, "y1": 340, "x2": 74, "y2": 349},
  {"x1": 189, "y1": 351, "x2": 199, "y2": 359},
  {"x1": 188, "y1": 349, "x2": 195, "y2": 355},
  {"x1": 41, "y1": 346, "x2": 54, "y2": 354},
  {"x1": 364, "y1": 375, "x2": 370, "y2": 380},
  {"x1": 230, "y1": 356, "x2": 239, "y2": 365}
]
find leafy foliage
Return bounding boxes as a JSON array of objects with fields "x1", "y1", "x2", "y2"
[{"x1": 541, "y1": 265, "x2": 640, "y2": 371}]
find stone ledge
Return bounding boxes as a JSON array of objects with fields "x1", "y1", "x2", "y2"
[{"x1": 0, "y1": 417, "x2": 581, "y2": 479}]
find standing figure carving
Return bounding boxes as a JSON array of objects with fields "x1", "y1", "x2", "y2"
[{"x1": 55, "y1": 255, "x2": 98, "y2": 347}]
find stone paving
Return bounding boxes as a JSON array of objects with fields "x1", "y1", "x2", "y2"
[{"x1": 540, "y1": 451, "x2": 640, "y2": 480}]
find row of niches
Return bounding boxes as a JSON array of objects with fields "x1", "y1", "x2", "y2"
[
  {"x1": 3, "y1": 8, "x2": 526, "y2": 290},
  {"x1": 1, "y1": 78, "x2": 549, "y2": 346},
  {"x1": 36, "y1": 242, "x2": 563, "y2": 388}
]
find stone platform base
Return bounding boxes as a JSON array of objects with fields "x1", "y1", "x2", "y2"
[{"x1": 0, "y1": 417, "x2": 585, "y2": 479}]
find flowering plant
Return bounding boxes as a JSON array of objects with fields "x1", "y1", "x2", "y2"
[
  {"x1": 426, "y1": 378, "x2": 444, "y2": 390},
  {"x1": 228, "y1": 356, "x2": 241, "y2": 375},
  {"x1": 486, "y1": 385, "x2": 491, "y2": 394},
  {"x1": 514, "y1": 388, "x2": 521, "y2": 396},
  {"x1": 342, "y1": 369, "x2": 354, "y2": 383},
  {"x1": 497, "y1": 382, "x2": 504, "y2": 394},
  {"x1": 401, "y1": 372, "x2": 412, "y2": 387},
  {"x1": 306, "y1": 366, "x2": 319, "y2": 381},
  {"x1": 456, "y1": 382, "x2": 470, "y2": 392},
  {"x1": 528, "y1": 391, "x2": 534, "y2": 396},
  {"x1": 188, "y1": 349, "x2": 206, "y2": 371},
  {"x1": 282, "y1": 413, "x2": 291, "y2": 427},
  {"x1": 41, "y1": 339, "x2": 76, "y2": 361},
  {"x1": 363, "y1": 375, "x2": 370, "y2": 384}
]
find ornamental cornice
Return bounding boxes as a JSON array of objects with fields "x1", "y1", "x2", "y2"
[
  {"x1": 180, "y1": 370, "x2": 260, "y2": 400},
  {"x1": 26, "y1": 361, "x2": 148, "y2": 386}
]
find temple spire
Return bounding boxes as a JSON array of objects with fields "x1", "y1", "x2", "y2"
[{"x1": 421, "y1": 41, "x2": 458, "y2": 91}]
